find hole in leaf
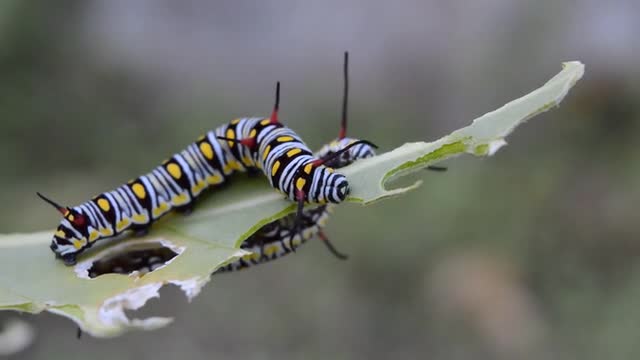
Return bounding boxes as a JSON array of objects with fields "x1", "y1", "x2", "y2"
[{"x1": 86, "y1": 242, "x2": 179, "y2": 279}]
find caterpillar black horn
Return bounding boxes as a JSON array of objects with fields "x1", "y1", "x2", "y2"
[{"x1": 37, "y1": 192, "x2": 68, "y2": 215}]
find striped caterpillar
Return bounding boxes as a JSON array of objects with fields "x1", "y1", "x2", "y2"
[
  {"x1": 217, "y1": 53, "x2": 446, "y2": 272},
  {"x1": 216, "y1": 52, "x2": 372, "y2": 271},
  {"x1": 39, "y1": 57, "x2": 373, "y2": 266}
]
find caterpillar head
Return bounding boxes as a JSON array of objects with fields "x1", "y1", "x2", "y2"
[
  {"x1": 37, "y1": 193, "x2": 88, "y2": 266},
  {"x1": 321, "y1": 172, "x2": 350, "y2": 203},
  {"x1": 306, "y1": 139, "x2": 377, "y2": 204},
  {"x1": 294, "y1": 167, "x2": 350, "y2": 204}
]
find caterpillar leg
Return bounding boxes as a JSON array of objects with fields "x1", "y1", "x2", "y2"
[
  {"x1": 175, "y1": 203, "x2": 194, "y2": 216},
  {"x1": 318, "y1": 231, "x2": 349, "y2": 260},
  {"x1": 283, "y1": 235, "x2": 296, "y2": 253},
  {"x1": 246, "y1": 168, "x2": 262, "y2": 178},
  {"x1": 131, "y1": 226, "x2": 150, "y2": 237},
  {"x1": 58, "y1": 253, "x2": 77, "y2": 266},
  {"x1": 278, "y1": 189, "x2": 307, "y2": 254},
  {"x1": 259, "y1": 240, "x2": 268, "y2": 261}
]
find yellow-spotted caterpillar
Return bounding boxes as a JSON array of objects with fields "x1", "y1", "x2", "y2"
[
  {"x1": 39, "y1": 55, "x2": 375, "y2": 266},
  {"x1": 217, "y1": 52, "x2": 446, "y2": 272}
]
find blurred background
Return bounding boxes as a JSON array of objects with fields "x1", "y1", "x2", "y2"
[{"x1": 1, "y1": 0, "x2": 639, "y2": 359}]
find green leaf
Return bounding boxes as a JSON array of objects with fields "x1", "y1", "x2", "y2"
[
  {"x1": 342, "y1": 61, "x2": 585, "y2": 204},
  {"x1": 0, "y1": 61, "x2": 584, "y2": 337}
]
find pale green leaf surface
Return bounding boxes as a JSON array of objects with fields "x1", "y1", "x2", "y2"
[
  {"x1": 342, "y1": 61, "x2": 585, "y2": 203},
  {"x1": 0, "y1": 61, "x2": 584, "y2": 337}
]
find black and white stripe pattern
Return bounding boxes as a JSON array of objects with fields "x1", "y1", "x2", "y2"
[
  {"x1": 48, "y1": 118, "x2": 355, "y2": 265},
  {"x1": 216, "y1": 136, "x2": 376, "y2": 273}
]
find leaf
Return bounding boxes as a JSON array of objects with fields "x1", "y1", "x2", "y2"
[
  {"x1": 0, "y1": 61, "x2": 584, "y2": 337},
  {"x1": 342, "y1": 61, "x2": 585, "y2": 204}
]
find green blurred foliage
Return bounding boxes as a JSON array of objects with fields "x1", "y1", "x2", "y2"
[{"x1": 2, "y1": 1, "x2": 640, "y2": 359}]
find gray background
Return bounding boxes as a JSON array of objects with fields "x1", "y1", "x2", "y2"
[{"x1": 1, "y1": 1, "x2": 639, "y2": 359}]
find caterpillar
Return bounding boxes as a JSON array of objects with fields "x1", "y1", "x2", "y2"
[
  {"x1": 39, "y1": 58, "x2": 374, "y2": 266},
  {"x1": 216, "y1": 52, "x2": 371, "y2": 271},
  {"x1": 216, "y1": 52, "x2": 446, "y2": 272}
]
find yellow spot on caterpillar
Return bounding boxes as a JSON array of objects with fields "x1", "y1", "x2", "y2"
[
  {"x1": 72, "y1": 240, "x2": 83, "y2": 249},
  {"x1": 292, "y1": 237, "x2": 302, "y2": 247},
  {"x1": 191, "y1": 180, "x2": 207, "y2": 194},
  {"x1": 286, "y1": 148, "x2": 301, "y2": 157},
  {"x1": 55, "y1": 230, "x2": 65, "y2": 238},
  {"x1": 304, "y1": 163, "x2": 313, "y2": 174},
  {"x1": 271, "y1": 161, "x2": 281, "y2": 176},
  {"x1": 167, "y1": 163, "x2": 182, "y2": 179},
  {"x1": 263, "y1": 145, "x2": 271, "y2": 161},
  {"x1": 132, "y1": 183, "x2": 146, "y2": 199},
  {"x1": 225, "y1": 128, "x2": 236, "y2": 147},
  {"x1": 260, "y1": 118, "x2": 271, "y2": 126},
  {"x1": 207, "y1": 174, "x2": 223, "y2": 185},
  {"x1": 100, "y1": 228, "x2": 113, "y2": 236},
  {"x1": 296, "y1": 177, "x2": 306, "y2": 190},
  {"x1": 152, "y1": 202, "x2": 170, "y2": 218},
  {"x1": 265, "y1": 245, "x2": 279, "y2": 256},
  {"x1": 199, "y1": 142, "x2": 214, "y2": 160},
  {"x1": 222, "y1": 160, "x2": 243, "y2": 173},
  {"x1": 116, "y1": 218, "x2": 130, "y2": 232},
  {"x1": 228, "y1": 160, "x2": 242, "y2": 171},
  {"x1": 89, "y1": 230, "x2": 100, "y2": 242},
  {"x1": 304, "y1": 229, "x2": 315, "y2": 240},
  {"x1": 277, "y1": 136, "x2": 293, "y2": 142},
  {"x1": 67, "y1": 214, "x2": 74, "y2": 222},
  {"x1": 97, "y1": 198, "x2": 110, "y2": 212},
  {"x1": 132, "y1": 213, "x2": 148, "y2": 223},
  {"x1": 172, "y1": 193, "x2": 189, "y2": 206},
  {"x1": 326, "y1": 167, "x2": 335, "y2": 173},
  {"x1": 242, "y1": 155, "x2": 254, "y2": 166},
  {"x1": 63, "y1": 210, "x2": 70, "y2": 217},
  {"x1": 231, "y1": 118, "x2": 241, "y2": 125},
  {"x1": 249, "y1": 129, "x2": 257, "y2": 138}
]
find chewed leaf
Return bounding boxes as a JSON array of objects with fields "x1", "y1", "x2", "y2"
[
  {"x1": 342, "y1": 61, "x2": 585, "y2": 204},
  {"x1": 0, "y1": 229, "x2": 248, "y2": 337},
  {"x1": 0, "y1": 61, "x2": 584, "y2": 337}
]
